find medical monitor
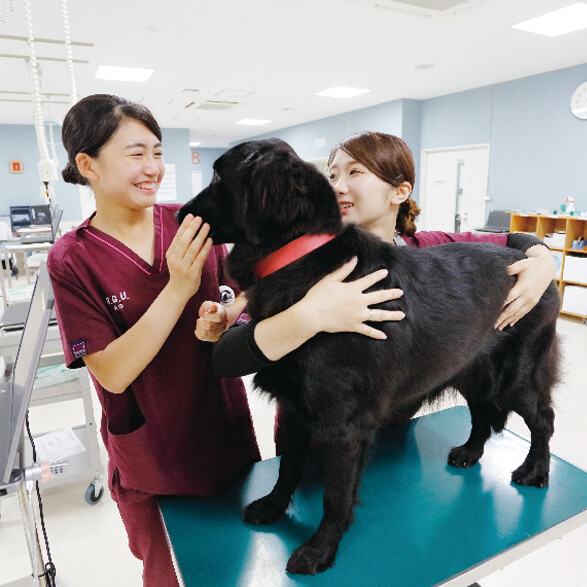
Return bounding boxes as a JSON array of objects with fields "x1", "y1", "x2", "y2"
[
  {"x1": 30, "y1": 204, "x2": 52, "y2": 227},
  {"x1": 9, "y1": 206, "x2": 32, "y2": 232},
  {"x1": 0, "y1": 263, "x2": 55, "y2": 486}
]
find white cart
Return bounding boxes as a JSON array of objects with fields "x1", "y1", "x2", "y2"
[{"x1": 1, "y1": 324, "x2": 105, "y2": 507}]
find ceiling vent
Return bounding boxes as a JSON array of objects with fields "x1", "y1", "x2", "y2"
[
  {"x1": 172, "y1": 89, "x2": 201, "y2": 109},
  {"x1": 350, "y1": 0, "x2": 482, "y2": 16},
  {"x1": 215, "y1": 89, "x2": 254, "y2": 100},
  {"x1": 192, "y1": 100, "x2": 239, "y2": 111}
]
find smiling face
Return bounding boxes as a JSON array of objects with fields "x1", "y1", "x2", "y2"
[
  {"x1": 82, "y1": 118, "x2": 165, "y2": 211},
  {"x1": 328, "y1": 149, "x2": 401, "y2": 239}
]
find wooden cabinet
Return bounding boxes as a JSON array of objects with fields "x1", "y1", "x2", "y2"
[{"x1": 510, "y1": 213, "x2": 587, "y2": 320}]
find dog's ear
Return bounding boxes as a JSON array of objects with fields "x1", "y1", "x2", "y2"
[{"x1": 243, "y1": 149, "x2": 338, "y2": 244}]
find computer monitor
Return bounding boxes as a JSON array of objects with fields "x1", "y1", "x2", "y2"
[
  {"x1": 11, "y1": 204, "x2": 61, "y2": 244},
  {"x1": 0, "y1": 263, "x2": 55, "y2": 486},
  {"x1": 9, "y1": 206, "x2": 32, "y2": 232},
  {"x1": 30, "y1": 205, "x2": 51, "y2": 227}
]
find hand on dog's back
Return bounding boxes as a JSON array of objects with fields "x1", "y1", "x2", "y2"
[{"x1": 299, "y1": 257, "x2": 405, "y2": 340}]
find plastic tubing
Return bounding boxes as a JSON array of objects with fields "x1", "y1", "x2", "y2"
[
  {"x1": 23, "y1": 0, "x2": 50, "y2": 163},
  {"x1": 60, "y1": 0, "x2": 77, "y2": 104}
]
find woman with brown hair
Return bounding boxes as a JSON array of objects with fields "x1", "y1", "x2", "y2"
[
  {"x1": 328, "y1": 131, "x2": 556, "y2": 330},
  {"x1": 199, "y1": 131, "x2": 555, "y2": 371}
]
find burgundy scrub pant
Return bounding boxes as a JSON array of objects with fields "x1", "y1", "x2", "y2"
[{"x1": 115, "y1": 488, "x2": 180, "y2": 587}]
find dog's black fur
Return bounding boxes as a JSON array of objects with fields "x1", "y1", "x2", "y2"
[{"x1": 178, "y1": 138, "x2": 560, "y2": 575}]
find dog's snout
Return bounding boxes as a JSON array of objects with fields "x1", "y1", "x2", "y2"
[{"x1": 176, "y1": 198, "x2": 200, "y2": 226}]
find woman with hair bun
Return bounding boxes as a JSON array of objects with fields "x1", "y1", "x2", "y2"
[
  {"x1": 327, "y1": 131, "x2": 556, "y2": 330},
  {"x1": 48, "y1": 94, "x2": 261, "y2": 586}
]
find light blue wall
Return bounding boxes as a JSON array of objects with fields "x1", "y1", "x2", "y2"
[
  {"x1": 243, "y1": 99, "x2": 404, "y2": 161},
  {"x1": 488, "y1": 66, "x2": 587, "y2": 212},
  {"x1": 0, "y1": 124, "x2": 80, "y2": 220},
  {"x1": 0, "y1": 124, "x2": 193, "y2": 221},
  {"x1": 242, "y1": 62, "x2": 587, "y2": 214},
  {"x1": 399, "y1": 99, "x2": 422, "y2": 199},
  {"x1": 420, "y1": 86, "x2": 494, "y2": 149},
  {"x1": 419, "y1": 64, "x2": 587, "y2": 212},
  {"x1": 243, "y1": 97, "x2": 449, "y2": 203}
]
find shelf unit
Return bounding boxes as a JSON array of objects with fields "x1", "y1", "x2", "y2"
[{"x1": 510, "y1": 213, "x2": 587, "y2": 321}]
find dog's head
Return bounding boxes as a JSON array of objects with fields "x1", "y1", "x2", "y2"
[{"x1": 177, "y1": 138, "x2": 342, "y2": 247}]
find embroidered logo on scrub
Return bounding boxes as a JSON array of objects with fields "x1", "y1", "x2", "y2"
[
  {"x1": 71, "y1": 338, "x2": 88, "y2": 359},
  {"x1": 105, "y1": 291, "x2": 129, "y2": 311}
]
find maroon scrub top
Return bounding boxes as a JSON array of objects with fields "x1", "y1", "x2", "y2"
[
  {"x1": 402, "y1": 230, "x2": 508, "y2": 248},
  {"x1": 47, "y1": 203, "x2": 260, "y2": 497}
]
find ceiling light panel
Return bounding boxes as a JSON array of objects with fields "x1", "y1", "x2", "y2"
[
  {"x1": 317, "y1": 87, "x2": 371, "y2": 98},
  {"x1": 96, "y1": 65, "x2": 154, "y2": 82},
  {"x1": 512, "y1": 3, "x2": 587, "y2": 37},
  {"x1": 235, "y1": 119, "x2": 271, "y2": 126}
]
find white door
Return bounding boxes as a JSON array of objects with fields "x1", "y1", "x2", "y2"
[{"x1": 419, "y1": 145, "x2": 490, "y2": 233}]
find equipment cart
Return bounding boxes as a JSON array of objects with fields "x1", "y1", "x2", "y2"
[{"x1": 1, "y1": 299, "x2": 104, "y2": 509}]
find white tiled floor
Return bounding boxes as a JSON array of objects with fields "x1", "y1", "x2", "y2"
[{"x1": 0, "y1": 317, "x2": 586, "y2": 586}]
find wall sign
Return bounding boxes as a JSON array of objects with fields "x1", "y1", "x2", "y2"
[
  {"x1": 10, "y1": 160, "x2": 23, "y2": 173},
  {"x1": 157, "y1": 163, "x2": 177, "y2": 202}
]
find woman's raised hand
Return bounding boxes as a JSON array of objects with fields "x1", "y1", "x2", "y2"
[{"x1": 166, "y1": 214, "x2": 213, "y2": 303}]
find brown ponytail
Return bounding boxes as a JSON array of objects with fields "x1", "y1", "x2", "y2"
[{"x1": 396, "y1": 197, "x2": 421, "y2": 237}]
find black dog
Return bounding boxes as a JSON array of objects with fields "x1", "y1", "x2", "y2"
[{"x1": 178, "y1": 138, "x2": 560, "y2": 575}]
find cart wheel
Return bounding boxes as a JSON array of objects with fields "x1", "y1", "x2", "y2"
[{"x1": 85, "y1": 483, "x2": 104, "y2": 505}]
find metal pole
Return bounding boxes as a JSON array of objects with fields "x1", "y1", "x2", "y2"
[{"x1": 17, "y1": 483, "x2": 49, "y2": 587}]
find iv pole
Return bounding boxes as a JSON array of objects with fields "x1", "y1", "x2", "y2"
[{"x1": 10, "y1": 2, "x2": 78, "y2": 585}]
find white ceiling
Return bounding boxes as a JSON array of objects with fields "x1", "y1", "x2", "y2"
[{"x1": 1, "y1": 0, "x2": 586, "y2": 148}]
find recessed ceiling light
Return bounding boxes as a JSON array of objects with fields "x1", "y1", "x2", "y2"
[
  {"x1": 512, "y1": 2, "x2": 587, "y2": 37},
  {"x1": 415, "y1": 63, "x2": 435, "y2": 70},
  {"x1": 316, "y1": 87, "x2": 371, "y2": 99},
  {"x1": 189, "y1": 141, "x2": 201, "y2": 147},
  {"x1": 95, "y1": 65, "x2": 154, "y2": 82},
  {"x1": 235, "y1": 118, "x2": 271, "y2": 126}
]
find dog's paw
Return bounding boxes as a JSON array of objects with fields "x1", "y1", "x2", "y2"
[
  {"x1": 511, "y1": 462, "x2": 549, "y2": 488},
  {"x1": 447, "y1": 445, "x2": 483, "y2": 468},
  {"x1": 286, "y1": 542, "x2": 337, "y2": 575},
  {"x1": 243, "y1": 495, "x2": 288, "y2": 525}
]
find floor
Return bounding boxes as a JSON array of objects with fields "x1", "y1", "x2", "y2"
[{"x1": 0, "y1": 313, "x2": 586, "y2": 586}]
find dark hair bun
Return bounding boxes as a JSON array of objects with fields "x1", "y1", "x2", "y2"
[{"x1": 62, "y1": 161, "x2": 87, "y2": 186}]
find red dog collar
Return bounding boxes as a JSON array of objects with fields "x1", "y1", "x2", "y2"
[{"x1": 254, "y1": 234, "x2": 336, "y2": 278}]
